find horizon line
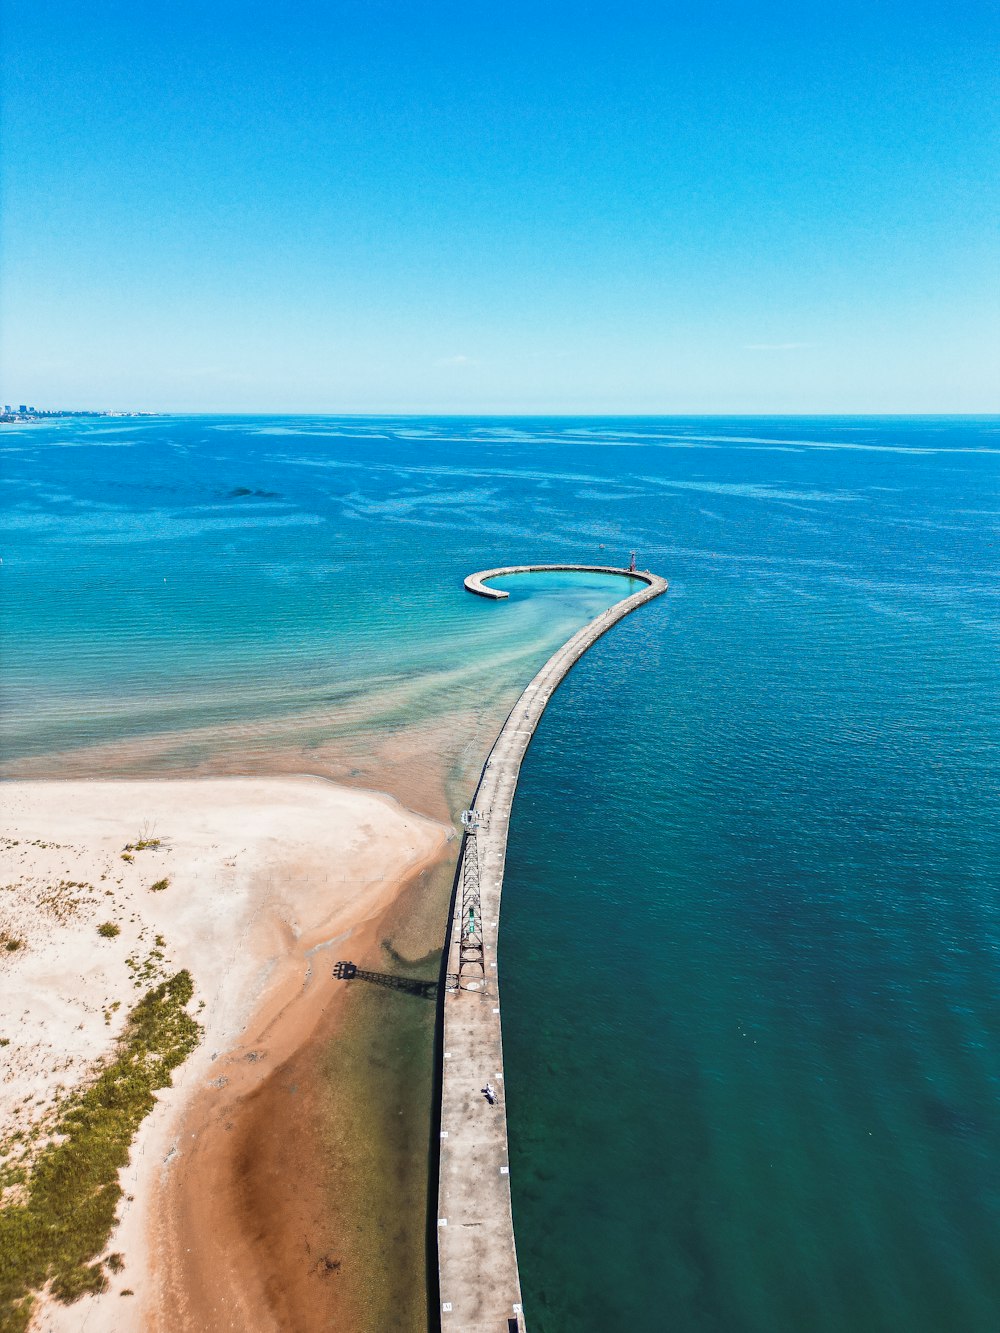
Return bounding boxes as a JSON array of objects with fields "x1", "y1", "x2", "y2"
[{"x1": 3, "y1": 408, "x2": 998, "y2": 420}]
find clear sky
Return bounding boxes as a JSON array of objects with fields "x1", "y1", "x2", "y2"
[{"x1": 2, "y1": 0, "x2": 997, "y2": 413}]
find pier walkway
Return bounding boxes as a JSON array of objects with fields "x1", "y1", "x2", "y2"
[{"x1": 437, "y1": 564, "x2": 667, "y2": 1331}]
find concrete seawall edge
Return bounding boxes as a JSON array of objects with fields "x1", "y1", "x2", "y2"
[{"x1": 436, "y1": 565, "x2": 667, "y2": 1332}]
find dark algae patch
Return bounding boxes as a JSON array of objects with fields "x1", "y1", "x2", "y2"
[{"x1": 0, "y1": 971, "x2": 201, "y2": 1331}]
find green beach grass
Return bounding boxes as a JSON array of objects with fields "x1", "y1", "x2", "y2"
[{"x1": 0, "y1": 970, "x2": 201, "y2": 1332}]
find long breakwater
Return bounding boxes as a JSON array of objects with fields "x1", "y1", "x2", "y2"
[{"x1": 436, "y1": 565, "x2": 667, "y2": 1332}]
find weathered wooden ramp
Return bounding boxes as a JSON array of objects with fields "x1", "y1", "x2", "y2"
[{"x1": 437, "y1": 564, "x2": 667, "y2": 1332}]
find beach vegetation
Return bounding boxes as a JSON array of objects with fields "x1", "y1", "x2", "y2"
[
  {"x1": 0, "y1": 970, "x2": 200, "y2": 1331},
  {"x1": 125, "y1": 948, "x2": 168, "y2": 988},
  {"x1": 148, "y1": 878, "x2": 169, "y2": 893},
  {"x1": 120, "y1": 853, "x2": 133, "y2": 863},
  {"x1": 124, "y1": 824, "x2": 162, "y2": 853},
  {"x1": 96, "y1": 923, "x2": 120, "y2": 939},
  {"x1": 3, "y1": 938, "x2": 23, "y2": 953}
]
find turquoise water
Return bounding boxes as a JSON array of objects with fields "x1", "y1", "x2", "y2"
[
  {"x1": 0, "y1": 417, "x2": 638, "y2": 767},
  {"x1": 2, "y1": 415, "x2": 999, "y2": 1329}
]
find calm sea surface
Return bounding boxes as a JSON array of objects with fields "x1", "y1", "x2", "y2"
[{"x1": 2, "y1": 415, "x2": 999, "y2": 1330}]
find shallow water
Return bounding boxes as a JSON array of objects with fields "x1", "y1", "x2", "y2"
[
  {"x1": 0, "y1": 416, "x2": 638, "y2": 776},
  {"x1": 2, "y1": 414, "x2": 999, "y2": 1330}
]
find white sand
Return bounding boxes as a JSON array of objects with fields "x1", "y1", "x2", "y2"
[{"x1": 0, "y1": 777, "x2": 449, "y2": 1329}]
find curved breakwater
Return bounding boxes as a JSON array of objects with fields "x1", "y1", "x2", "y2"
[
  {"x1": 436, "y1": 565, "x2": 667, "y2": 1332},
  {"x1": 463, "y1": 564, "x2": 657, "y2": 601}
]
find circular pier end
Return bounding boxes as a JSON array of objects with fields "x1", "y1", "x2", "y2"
[{"x1": 464, "y1": 562, "x2": 665, "y2": 600}]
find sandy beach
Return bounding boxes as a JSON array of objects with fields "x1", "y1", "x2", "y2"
[{"x1": 0, "y1": 776, "x2": 450, "y2": 1330}]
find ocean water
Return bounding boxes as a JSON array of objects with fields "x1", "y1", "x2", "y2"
[
  {"x1": 2, "y1": 414, "x2": 999, "y2": 1330},
  {"x1": 0, "y1": 417, "x2": 646, "y2": 770}
]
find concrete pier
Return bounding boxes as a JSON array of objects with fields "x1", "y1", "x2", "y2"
[{"x1": 436, "y1": 564, "x2": 667, "y2": 1331}]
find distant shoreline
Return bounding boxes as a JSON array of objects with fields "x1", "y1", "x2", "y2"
[{"x1": 0, "y1": 409, "x2": 154, "y2": 423}]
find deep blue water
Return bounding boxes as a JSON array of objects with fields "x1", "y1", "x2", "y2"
[{"x1": 2, "y1": 414, "x2": 999, "y2": 1329}]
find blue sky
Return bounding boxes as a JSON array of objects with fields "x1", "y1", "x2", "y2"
[{"x1": 2, "y1": 0, "x2": 997, "y2": 412}]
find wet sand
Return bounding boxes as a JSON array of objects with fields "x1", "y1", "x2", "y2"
[
  {"x1": 147, "y1": 852, "x2": 455, "y2": 1333},
  {"x1": 0, "y1": 693, "x2": 514, "y2": 829}
]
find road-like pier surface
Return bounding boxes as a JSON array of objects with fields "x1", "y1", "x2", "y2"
[{"x1": 437, "y1": 564, "x2": 667, "y2": 1331}]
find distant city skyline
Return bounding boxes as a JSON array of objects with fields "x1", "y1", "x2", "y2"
[{"x1": 2, "y1": 0, "x2": 997, "y2": 414}]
